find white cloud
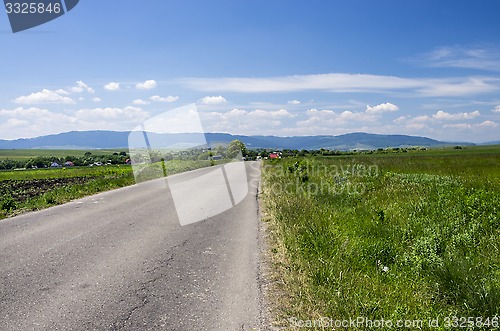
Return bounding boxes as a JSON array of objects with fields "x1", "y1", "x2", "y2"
[
  {"x1": 0, "y1": 107, "x2": 75, "y2": 139},
  {"x1": 150, "y1": 95, "x2": 179, "y2": 102},
  {"x1": 479, "y1": 120, "x2": 497, "y2": 127},
  {"x1": 56, "y1": 89, "x2": 70, "y2": 95},
  {"x1": 288, "y1": 100, "x2": 301, "y2": 105},
  {"x1": 432, "y1": 110, "x2": 480, "y2": 121},
  {"x1": 71, "y1": 81, "x2": 95, "y2": 94},
  {"x1": 91, "y1": 97, "x2": 102, "y2": 103},
  {"x1": 104, "y1": 82, "x2": 120, "y2": 91},
  {"x1": 181, "y1": 73, "x2": 500, "y2": 97},
  {"x1": 0, "y1": 106, "x2": 150, "y2": 139},
  {"x1": 418, "y1": 77, "x2": 500, "y2": 97},
  {"x1": 14, "y1": 89, "x2": 75, "y2": 105},
  {"x1": 201, "y1": 108, "x2": 295, "y2": 134},
  {"x1": 133, "y1": 99, "x2": 151, "y2": 105},
  {"x1": 493, "y1": 105, "x2": 500, "y2": 113},
  {"x1": 443, "y1": 121, "x2": 497, "y2": 130},
  {"x1": 248, "y1": 109, "x2": 295, "y2": 118},
  {"x1": 136, "y1": 80, "x2": 157, "y2": 90},
  {"x1": 394, "y1": 110, "x2": 483, "y2": 131},
  {"x1": 0, "y1": 107, "x2": 51, "y2": 118},
  {"x1": 204, "y1": 108, "x2": 293, "y2": 122},
  {"x1": 413, "y1": 115, "x2": 432, "y2": 122},
  {"x1": 75, "y1": 106, "x2": 148, "y2": 121},
  {"x1": 366, "y1": 102, "x2": 399, "y2": 114},
  {"x1": 200, "y1": 95, "x2": 227, "y2": 105},
  {"x1": 296, "y1": 108, "x2": 379, "y2": 130},
  {"x1": 416, "y1": 45, "x2": 500, "y2": 72}
]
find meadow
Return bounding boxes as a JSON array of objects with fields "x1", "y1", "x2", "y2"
[{"x1": 261, "y1": 146, "x2": 500, "y2": 330}]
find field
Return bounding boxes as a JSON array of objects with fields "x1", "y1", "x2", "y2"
[
  {"x1": 0, "y1": 159, "x2": 212, "y2": 220},
  {"x1": 261, "y1": 146, "x2": 500, "y2": 330}
]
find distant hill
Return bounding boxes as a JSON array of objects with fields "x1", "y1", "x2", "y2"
[
  {"x1": 479, "y1": 141, "x2": 500, "y2": 146},
  {"x1": 0, "y1": 130, "x2": 475, "y2": 151}
]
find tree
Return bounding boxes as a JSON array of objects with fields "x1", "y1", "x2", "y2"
[{"x1": 226, "y1": 140, "x2": 247, "y2": 159}]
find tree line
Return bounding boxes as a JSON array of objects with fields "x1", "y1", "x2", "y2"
[{"x1": 0, "y1": 151, "x2": 130, "y2": 170}]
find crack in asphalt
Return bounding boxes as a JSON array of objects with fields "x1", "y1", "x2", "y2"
[{"x1": 110, "y1": 240, "x2": 189, "y2": 330}]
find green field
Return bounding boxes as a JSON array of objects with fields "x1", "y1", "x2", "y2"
[
  {"x1": 0, "y1": 159, "x2": 213, "y2": 220},
  {"x1": 261, "y1": 146, "x2": 500, "y2": 330}
]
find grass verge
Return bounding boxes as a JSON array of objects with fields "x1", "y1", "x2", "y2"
[{"x1": 261, "y1": 149, "x2": 500, "y2": 330}]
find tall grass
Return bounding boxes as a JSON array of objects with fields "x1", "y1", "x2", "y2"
[{"x1": 262, "y1": 148, "x2": 500, "y2": 329}]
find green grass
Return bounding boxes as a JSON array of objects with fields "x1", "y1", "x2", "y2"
[
  {"x1": 0, "y1": 165, "x2": 135, "y2": 219},
  {"x1": 261, "y1": 146, "x2": 500, "y2": 330}
]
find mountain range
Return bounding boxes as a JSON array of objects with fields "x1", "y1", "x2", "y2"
[{"x1": 0, "y1": 131, "x2": 478, "y2": 151}]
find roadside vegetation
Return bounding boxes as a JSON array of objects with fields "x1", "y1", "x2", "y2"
[{"x1": 261, "y1": 146, "x2": 500, "y2": 329}]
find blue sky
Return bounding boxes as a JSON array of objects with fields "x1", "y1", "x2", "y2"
[{"x1": 1, "y1": 0, "x2": 500, "y2": 142}]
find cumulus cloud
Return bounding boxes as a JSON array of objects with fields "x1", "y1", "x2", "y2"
[
  {"x1": 393, "y1": 110, "x2": 483, "y2": 132},
  {"x1": 150, "y1": 95, "x2": 179, "y2": 102},
  {"x1": 136, "y1": 80, "x2": 157, "y2": 90},
  {"x1": 0, "y1": 107, "x2": 75, "y2": 139},
  {"x1": 288, "y1": 100, "x2": 301, "y2": 105},
  {"x1": 204, "y1": 108, "x2": 293, "y2": 122},
  {"x1": 479, "y1": 120, "x2": 497, "y2": 127},
  {"x1": 0, "y1": 106, "x2": 150, "y2": 139},
  {"x1": 14, "y1": 89, "x2": 75, "y2": 105},
  {"x1": 104, "y1": 82, "x2": 120, "y2": 91},
  {"x1": 202, "y1": 108, "x2": 295, "y2": 133},
  {"x1": 248, "y1": 109, "x2": 294, "y2": 118},
  {"x1": 0, "y1": 107, "x2": 51, "y2": 117},
  {"x1": 443, "y1": 121, "x2": 497, "y2": 129},
  {"x1": 75, "y1": 106, "x2": 148, "y2": 121},
  {"x1": 71, "y1": 81, "x2": 95, "y2": 94},
  {"x1": 366, "y1": 102, "x2": 399, "y2": 114},
  {"x1": 493, "y1": 105, "x2": 500, "y2": 113},
  {"x1": 200, "y1": 96, "x2": 227, "y2": 105},
  {"x1": 413, "y1": 115, "x2": 432, "y2": 122},
  {"x1": 91, "y1": 97, "x2": 102, "y2": 103},
  {"x1": 296, "y1": 108, "x2": 379, "y2": 129},
  {"x1": 432, "y1": 110, "x2": 480, "y2": 121},
  {"x1": 133, "y1": 99, "x2": 151, "y2": 105}
]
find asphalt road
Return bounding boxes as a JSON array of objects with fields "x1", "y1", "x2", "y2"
[{"x1": 0, "y1": 161, "x2": 263, "y2": 331}]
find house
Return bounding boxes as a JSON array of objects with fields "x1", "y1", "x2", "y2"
[
  {"x1": 64, "y1": 161, "x2": 74, "y2": 167},
  {"x1": 269, "y1": 153, "x2": 280, "y2": 159},
  {"x1": 50, "y1": 162, "x2": 61, "y2": 168}
]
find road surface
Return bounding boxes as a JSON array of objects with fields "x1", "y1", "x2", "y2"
[{"x1": 0, "y1": 161, "x2": 263, "y2": 330}]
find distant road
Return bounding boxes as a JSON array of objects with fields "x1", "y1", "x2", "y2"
[{"x1": 0, "y1": 162, "x2": 263, "y2": 330}]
